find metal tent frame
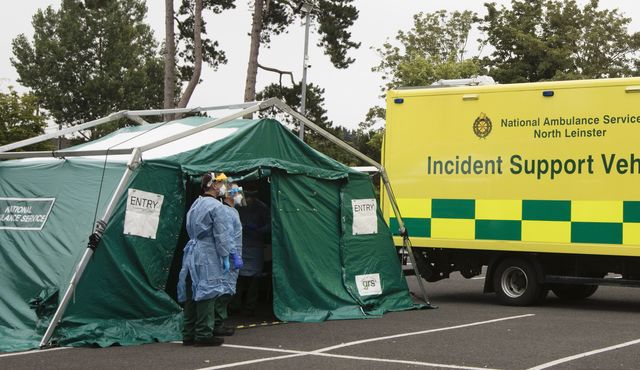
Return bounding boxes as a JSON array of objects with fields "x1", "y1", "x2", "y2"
[{"x1": 0, "y1": 98, "x2": 432, "y2": 348}]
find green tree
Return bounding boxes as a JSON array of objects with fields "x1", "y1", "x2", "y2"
[
  {"x1": 369, "y1": 10, "x2": 481, "y2": 122},
  {"x1": 352, "y1": 109, "x2": 385, "y2": 163},
  {"x1": 11, "y1": 0, "x2": 164, "y2": 138},
  {"x1": 480, "y1": 0, "x2": 640, "y2": 83},
  {"x1": 163, "y1": 0, "x2": 235, "y2": 120},
  {"x1": 174, "y1": 0, "x2": 235, "y2": 84},
  {"x1": 0, "y1": 88, "x2": 51, "y2": 150},
  {"x1": 373, "y1": 10, "x2": 481, "y2": 92},
  {"x1": 366, "y1": 10, "x2": 481, "y2": 159},
  {"x1": 244, "y1": 0, "x2": 360, "y2": 103}
]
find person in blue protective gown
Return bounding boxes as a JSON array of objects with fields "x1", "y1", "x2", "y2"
[
  {"x1": 177, "y1": 172, "x2": 233, "y2": 347},
  {"x1": 212, "y1": 183, "x2": 244, "y2": 336},
  {"x1": 230, "y1": 187, "x2": 270, "y2": 316}
]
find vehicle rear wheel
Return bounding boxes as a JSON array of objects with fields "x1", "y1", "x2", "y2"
[
  {"x1": 551, "y1": 284, "x2": 598, "y2": 300},
  {"x1": 493, "y1": 258, "x2": 541, "y2": 306}
]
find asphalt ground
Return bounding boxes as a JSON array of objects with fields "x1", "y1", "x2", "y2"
[{"x1": 3, "y1": 273, "x2": 640, "y2": 369}]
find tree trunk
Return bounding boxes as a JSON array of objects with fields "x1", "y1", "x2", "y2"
[
  {"x1": 177, "y1": 0, "x2": 203, "y2": 109},
  {"x1": 244, "y1": 0, "x2": 265, "y2": 105},
  {"x1": 163, "y1": 0, "x2": 176, "y2": 121}
]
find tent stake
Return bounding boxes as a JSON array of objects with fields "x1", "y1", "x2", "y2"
[{"x1": 39, "y1": 148, "x2": 142, "y2": 348}]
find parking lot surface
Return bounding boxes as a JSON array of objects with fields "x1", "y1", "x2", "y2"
[{"x1": 3, "y1": 273, "x2": 640, "y2": 369}]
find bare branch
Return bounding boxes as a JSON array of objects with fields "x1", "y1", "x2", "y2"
[{"x1": 258, "y1": 63, "x2": 295, "y2": 86}]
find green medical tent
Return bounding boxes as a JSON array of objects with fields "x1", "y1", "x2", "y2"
[{"x1": 0, "y1": 103, "x2": 419, "y2": 352}]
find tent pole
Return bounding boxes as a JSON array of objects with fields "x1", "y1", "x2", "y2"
[
  {"x1": 39, "y1": 148, "x2": 143, "y2": 348},
  {"x1": 0, "y1": 148, "x2": 134, "y2": 160},
  {"x1": 125, "y1": 113, "x2": 149, "y2": 125},
  {"x1": 0, "y1": 111, "x2": 127, "y2": 153},
  {"x1": 38, "y1": 248, "x2": 93, "y2": 348},
  {"x1": 125, "y1": 101, "x2": 261, "y2": 117},
  {"x1": 380, "y1": 170, "x2": 434, "y2": 307},
  {"x1": 269, "y1": 99, "x2": 383, "y2": 170},
  {"x1": 137, "y1": 100, "x2": 272, "y2": 153},
  {"x1": 1, "y1": 102, "x2": 261, "y2": 154},
  {"x1": 267, "y1": 99, "x2": 432, "y2": 306}
]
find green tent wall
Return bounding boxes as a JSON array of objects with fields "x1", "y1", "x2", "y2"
[{"x1": 0, "y1": 117, "x2": 417, "y2": 352}]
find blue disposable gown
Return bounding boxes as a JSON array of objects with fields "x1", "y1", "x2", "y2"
[
  {"x1": 237, "y1": 199, "x2": 270, "y2": 277},
  {"x1": 177, "y1": 196, "x2": 233, "y2": 303},
  {"x1": 219, "y1": 204, "x2": 242, "y2": 295}
]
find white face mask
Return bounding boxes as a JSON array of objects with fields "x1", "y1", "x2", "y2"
[
  {"x1": 218, "y1": 184, "x2": 227, "y2": 196},
  {"x1": 233, "y1": 194, "x2": 243, "y2": 205}
]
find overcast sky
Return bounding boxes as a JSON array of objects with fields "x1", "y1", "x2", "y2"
[{"x1": 1, "y1": 1, "x2": 638, "y2": 129}]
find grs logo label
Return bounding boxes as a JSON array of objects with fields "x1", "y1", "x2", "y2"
[
  {"x1": 355, "y1": 273, "x2": 382, "y2": 296},
  {"x1": 362, "y1": 279, "x2": 376, "y2": 290}
]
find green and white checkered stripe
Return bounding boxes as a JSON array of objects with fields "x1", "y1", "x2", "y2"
[{"x1": 389, "y1": 199, "x2": 640, "y2": 245}]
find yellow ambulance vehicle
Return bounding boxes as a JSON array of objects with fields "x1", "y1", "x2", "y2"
[{"x1": 382, "y1": 77, "x2": 640, "y2": 305}]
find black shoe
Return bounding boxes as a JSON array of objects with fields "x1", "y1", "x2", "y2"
[
  {"x1": 213, "y1": 326, "x2": 235, "y2": 336},
  {"x1": 194, "y1": 336, "x2": 224, "y2": 347},
  {"x1": 182, "y1": 338, "x2": 195, "y2": 346}
]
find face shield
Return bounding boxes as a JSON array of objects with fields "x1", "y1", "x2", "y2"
[
  {"x1": 228, "y1": 183, "x2": 246, "y2": 207},
  {"x1": 206, "y1": 172, "x2": 228, "y2": 196}
]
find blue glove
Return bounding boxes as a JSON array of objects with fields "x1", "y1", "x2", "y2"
[
  {"x1": 222, "y1": 255, "x2": 230, "y2": 272},
  {"x1": 231, "y1": 253, "x2": 244, "y2": 269}
]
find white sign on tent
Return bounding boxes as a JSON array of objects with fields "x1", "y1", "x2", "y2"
[
  {"x1": 355, "y1": 273, "x2": 382, "y2": 296},
  {"x1": 0, "y1": 197, "x2": 55, "y2": 230},
  {"x1": 123, "y1": 189, "x2": 164, "y2": 239},
  {"x1": 351, "y1": 198, "x2": 378, "y2": 235}
]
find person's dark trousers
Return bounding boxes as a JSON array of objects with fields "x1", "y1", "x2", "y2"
[
  {"x1": 183, "y1": 275, "x2": 217, "y2": 344},
  {"x1": 230, "y1": 275, "x2": 260, "y2": 315},
  {"x1": 213, "y1": 294, "x2": 234, "y2": 336}
]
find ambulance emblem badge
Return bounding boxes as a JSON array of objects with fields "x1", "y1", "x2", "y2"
[{"x1": 473, "y1": 113, "x2": 492, "y2": 139}]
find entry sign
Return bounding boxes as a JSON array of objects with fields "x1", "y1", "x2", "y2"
[
  {"x1": 123, "y1": 189, "x2": 164, "y2": 239},
  {"x1": 351, "y1": 199, "x2": 378, "y2": 235},
  {"x1": 0, "y1": 197, "x2": 55, "y2": 230},
  {"x1": 355, "y1": 273, "x2": 382, "y2": 296}
]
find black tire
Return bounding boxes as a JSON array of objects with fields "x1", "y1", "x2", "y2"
[
  {"x1": 551, "y1": 284, "x2": 598, "y2": 300},
  {"x1": 493, "y1": 258, "x2": 541, "y2": 306}
]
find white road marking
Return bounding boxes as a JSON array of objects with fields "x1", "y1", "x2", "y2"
[
  {"x1": 209, "y1": 344, "x2": 500, "y2": 370},
  {"x1": 470, "y1": 276, "x2": 485, "y2": 280},
  {"x1": 200, "y1": 353, "x2": 306, "y2": 369},
  {"x1": 312, "y1": 314, "x2": 534, "y2": 353},
  {"x1": 0, "y1": 347, "x2": 71, "y2": 358},
  {"x1": 169, "y1": 342, "x2": 305, "y2": 354},
  {"x1": 528, "y1": 338, "x2": 640, "y2": 370},
  {"x1": 198, "y1": 314, "x2": 533, "y2": 369},
  {"x1": 310, "y1": 352, "x2": 499, "y2": 370},
  {"x1": 222, "y1": 343, "x2": 305, "y2": 354}
]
